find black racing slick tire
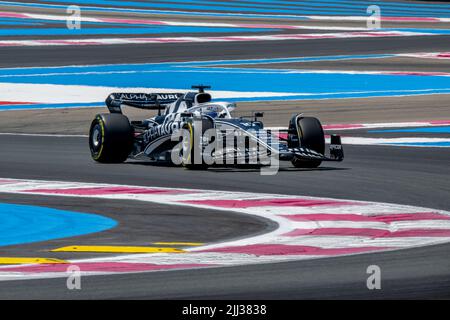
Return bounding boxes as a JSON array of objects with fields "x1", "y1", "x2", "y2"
[
  {"x1": 291, "y1": 117, "x2": 325, "y2": 168},
  {"x1": 89, "y1": 113, "x2": 134, "y2": 163}
]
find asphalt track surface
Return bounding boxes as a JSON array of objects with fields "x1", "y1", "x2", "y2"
[
  {"x1": 1, "y1": 4, "x2": 450, "y2": 67},
  {"x1": 2, "y1": 35, "x2": 450, "y2": 68},
  {"x1": 1, "y1": 2, "x2": 450, "y2": 299},
  {"x1": 0, "y1": 135, "x2": 449, "y2": 299}
]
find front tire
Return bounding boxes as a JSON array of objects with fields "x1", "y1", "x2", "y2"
[
  {"x1": 89, "y1": 114, "x2": 133, "y2": 163},
  {"x1": 181, "y1": 117, "x2": 214, "y2": 170},
  {"x1": 291, "y1": 117, "x2": 325, "y2": 168}
]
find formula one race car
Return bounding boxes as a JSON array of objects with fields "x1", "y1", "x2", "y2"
[{"x1": 89, "y1": 85, "x2": 343, "y2": 169}]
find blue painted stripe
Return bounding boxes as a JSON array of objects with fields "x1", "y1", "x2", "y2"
[
  {"x1": 371, "y1": 126, "x2": 450, "y2": 134},
  {"x1": 0, "y1": 1, "x2": 304, "y2": 20},
  {"x1": 0, "y1": 18, "x2": 43, "y2": 26},
  {"x1": 5, "y1": 89, "x2": 450, "y2": 111},
  {"x1": 2, "y1": 55, "x2": 450, "y2": 106},
  {"x1": 0, "y1": 21, "x2": 41, "y2": 26},
  {"x1": 0, "y1": 26, "x2": 276, "y2": 37},
  {"x1": 180, "y1": 54, "x2": 396, "y2": 67},
  {"x1": 2, "y1": 0, "x2": 450, "y2": 18},
  {"x1": 384, "y1": 141, "x2": 450, "y2": 147},
  {"x1": 223, "y1": 89, "x2": 450, "y2": 101},
  {"x1": 231, "y1": 0, "x2": 450, "y2": 12},
  {"x1": 14, "y1": 0, "x2": 450, "y2": 17},
  {"x1": 0, "y1": 203, "x2": 117, "y2": 246},
  {"x1": 3, "y1": 67, "x2": 450, "y2": 96},
  {"x1": 39, "y1": 0, "x2": 449, "y2": 16}
]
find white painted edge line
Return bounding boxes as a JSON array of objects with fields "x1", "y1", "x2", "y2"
[
  {"x1": 0, "y1": 83, "x2": 306, "y2": 104},
  {"x1": 5, "y1": 2, "x2": 450, "y2": 22},
  {"x1": 0, "y1": 11, "x2": 370, "y2": 31},
  {"x1": 333, "y1": 136, "x2": 450, "y2": 147}
]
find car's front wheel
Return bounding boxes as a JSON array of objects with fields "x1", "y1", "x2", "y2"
[
  {"x1": 180, "y1": 117, "x2": 214, "y2": 170},
  {"x1": 89, "y1": 113, "x2": 134, "y2": 163},
  {"x1": 291, "y1": 116, "x2": 325, "y2": 168}
]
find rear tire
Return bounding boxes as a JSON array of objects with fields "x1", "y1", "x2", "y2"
[
  {"x1": 89, "y1": 114, "x2": 133, "y2": 163},
  {"x1": 291, "y1": 117, "x2": 325, "y2": 168}
]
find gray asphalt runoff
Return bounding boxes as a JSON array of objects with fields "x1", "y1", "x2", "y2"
[
  {"x1": 2, "y1": 36, "x2": 450, "y2": 68},
  {"x1": 0, "y1": 2, "x2": 450, "y2": 299}
]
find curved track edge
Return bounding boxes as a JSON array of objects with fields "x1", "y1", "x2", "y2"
[{"x1": 0, "y1": 177, "x2": 450, "y2": 281}]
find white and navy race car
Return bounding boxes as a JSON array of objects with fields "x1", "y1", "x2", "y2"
[{"x1": 89, "y1": 85, "x2": 343, "y2": 169}]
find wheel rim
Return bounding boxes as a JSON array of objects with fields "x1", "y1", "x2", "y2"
[
  {"x1": 181, "y1": 126, "x2": 192, "y2": 165},
  {"x1": 90, "y1": 123, "x2": 103, "y2": 154},
  {"x1": 92, "y1": 127, "x2": 101, "y2": 147}
]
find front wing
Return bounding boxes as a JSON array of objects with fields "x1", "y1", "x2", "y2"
[{"x1": 209, "y1": 134, "x2": 344, "y2": 164}]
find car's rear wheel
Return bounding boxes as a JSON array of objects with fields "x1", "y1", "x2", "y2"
[
  {"x1": 89, "y1": 113, "x2": 133, "y2": 163},
  {"x1": 291, "y1": 117, "x2": 325, "y2": 168}
]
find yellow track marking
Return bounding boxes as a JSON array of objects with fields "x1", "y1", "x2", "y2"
[
  {"x1": 51, "y1": 246, "x2": 185, "y2": 253},
  {"x1": 0, "y1": 257, "x2": 68, "y2": 264},
  {"x1": 153, "y1": 242, "x2": 204, "y2": 246}
]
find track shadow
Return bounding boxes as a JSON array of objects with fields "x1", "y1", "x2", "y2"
[
  {"x1": 208, "y1": 166, "x2": 349, "y2": 173},
  {"x1": 126, "y1": 161, "x2": 349, "y2": 172},
  {"x1": 127, "y1": 161, "x2": 175, "y2": 168}
]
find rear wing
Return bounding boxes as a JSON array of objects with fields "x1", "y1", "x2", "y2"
[{"x1": 105, "y1": 92, "x2": 183, "y2": 113}]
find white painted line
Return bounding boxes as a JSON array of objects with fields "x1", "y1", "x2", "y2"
[
  {"x1": 325, "y1": 121, "x2": 450, "y2": 130},
  {"x1": 0, "y1": 83, "x2": 306, "y2": 105},
  {"x1": 305, "y1": 15, "x2": 450, "y2": 23},
  {"x1": 332, "y1": 136, "x2": 450, "y2": 147},
  {"x1": 396, "y1": 52, "x2": 450, "y2": 59},
  {"x1": 3, "y1": 83, "x2": 450, "y2": 110},
  {"x1": 0, "y1": 11, "x2": 369, "y2": 31}
]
